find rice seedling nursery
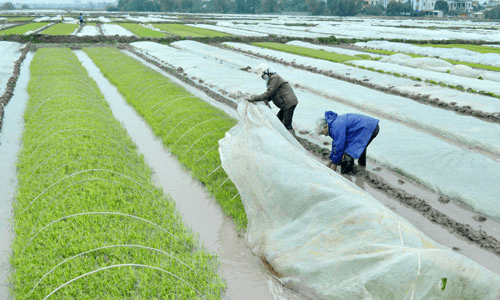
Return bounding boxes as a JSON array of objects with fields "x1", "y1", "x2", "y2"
[{"x1": 1, "y1": 9, "x2": 500, "y2": 300}]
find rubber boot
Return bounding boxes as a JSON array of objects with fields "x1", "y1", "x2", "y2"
[{"x1": 340, "y1": 154, "x2": 355, "y2": 174}]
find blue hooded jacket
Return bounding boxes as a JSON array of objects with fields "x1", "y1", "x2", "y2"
[{"x1": 325, "y1": 111, "x2": 379, "y2": 164}]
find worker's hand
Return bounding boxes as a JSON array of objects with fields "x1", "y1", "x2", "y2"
[
  {"x1": 327, "y1": 161, "x2": 337, "y2": 171},
  {"x1": 247, "y1": 97, "x2": 255, "y2": 102}
]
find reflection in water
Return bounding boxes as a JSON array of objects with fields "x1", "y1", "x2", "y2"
[
  {"x1": 0, "y1": 52, "x2": 33, "y2": 300},
  {"x1": 75, "y1": 50, "x2": 302, "y2": 300}
]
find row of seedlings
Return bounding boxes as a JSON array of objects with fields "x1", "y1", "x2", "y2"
[
  {"x1": 0, "y1": 22, "x2": 49, "y2": 35},
  {"x1": 12, "y1": 48, "x2": 225, "y2": 299},
  {"x1": 83, "y1": 47, "x2": 247, "y2": 231}
]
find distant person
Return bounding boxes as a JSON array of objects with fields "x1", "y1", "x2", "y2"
[
  {"x1": 319, "y1": 111, "x2": 379, "y2": 174},
  {"x1": 79, "y1": 13, "x2": 84, "y2": 26},
  {"x1": 248, "y1": 63, "x2": 298, "y2": 136}
]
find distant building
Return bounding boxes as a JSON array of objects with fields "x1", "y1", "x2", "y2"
[
  {"x1": 410, "y1": 0, "x2": 437, "y2": 11},
  {"x1": 447, "y1": 0, "x2": 473, "y2": 12},
  {"x1": 367, "y1": 0, "x2": 392, "y2": 7}
]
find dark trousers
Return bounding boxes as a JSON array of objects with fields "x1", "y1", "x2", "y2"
[
  {"x1": 358, "y1": 124, "x2": 380, "y2": 167},
  {"x1": 277, "y1": 105, "x2": 296, "y2": 130}
]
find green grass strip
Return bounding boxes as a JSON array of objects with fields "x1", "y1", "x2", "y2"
[
  {"x1": 443, "y1": 59, "x2": 500, "y2": 72},
  {"x1": 117, "y1": 23, "x2": 167, "y2": 38},
  {"x1": 40, "y1": 23, "x2": 79, "y2": 35},
  {"x1": 0, "y1": 22, "x2": 49, "y2": 35},
  {"x1": 252, "y1": 42, "x2": 367, "y2": 63},
  {"x1": 83, "y1": 47, "x2": 247, "y2": 231},
  {"x1": 12, "y1": 48, "x2": 225, "y2": 299},
  {"x1": 413, "y1": 43, "x2": 500, "y2": 54},
  {"x1": 153, "y1": 23, "x2": 230, "y2": 37}
]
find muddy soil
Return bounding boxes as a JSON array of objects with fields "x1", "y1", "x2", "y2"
[{"x1": 0, "y1": 43, "x2": 29, "y2": 132}]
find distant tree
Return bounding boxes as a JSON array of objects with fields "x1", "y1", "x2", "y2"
[
  {"x1": 307, "y1": 0, "x2": 327, "y2": 15},
  {"x1": 434, "y1": 0, "x2": 449, "y2": 12},
  {"x1": 246, "y1": 0, "x2": 260, "y2": 13},
  {"x1": 235, "y1": 0, "x2": 245, "y2": 13},
  {"x1": 159, "y1": 0, "x2": 175, "y2": 11},
  {"x1": 386, "y1": 0, "x2": 412, "y2": 15},
  {"x1": 21, "y1": 4, "x2": 29, "y2": 9},
  {"x1": 485, "y1": 5, "x2": 500, "y2": 19},
  {"x1": 262, "y1": 0, "x2": 279, "y2": 12},
  {"x1": 282, "y1": 0, "x2": 308, "y2": 11},
  {"x1": 0, "y1": 2, "x2": 15, "y2": 10},
  {"x1": 117, "y1": 0, "x2": 161, "y2": 11},
  {"x1": 362, "y1": 3, "x2": 384, "y2": 15},
  {"x1": 212, "y1": 0, "x2": 233, "y2": 13},
  {"x1": 106, "y1": 5, "x2": 119, "y2": 11},
  {"x1": 329, "y1": 0, "x2": 362, "y2": 16}
]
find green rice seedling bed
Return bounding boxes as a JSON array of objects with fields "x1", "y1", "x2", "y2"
[
  {"x1": 117, "y1": 23, "x2": 167, "y2": 38},
  {"x1": 12, "y1": 48, "x2": 225, "y2": 299},
  {"x1": 83, "y1": 47, "x2": 247, "y2": 231},
  {"x1": 443, "y1": 59, "x2": 500, "y2": 72},
  {"x1": 152, "y1": 23, "x2": 230, "y2": 37},
  {"x1": 0, "y1": 22, "x2": 49, "y2": 35},
  {"x1": 251, "y1": 42, "x2": 367, "y2": 63},
  {"x1": 414, "y1": 43, "x2": 500, "y2": 54},
  {"x1": 4, "y1": 17, "x2": 34, "y2": 22},
  {"x1": 40, "y1": 23, "x2": 79, "y2": 35}
]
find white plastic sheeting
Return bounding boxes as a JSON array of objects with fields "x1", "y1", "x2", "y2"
[
  {"x1": 223, "y1": 42, "x2": 500, "y2": 115},
  {"x1": 286, "y1": 40, "x2": 381, "y2": 58},
  {"x1": 76, "y1": 25, "x2": 100, "y2": 36},
  {"x1": 355, "y1": 40, "x2": 500, "y2": 68},
  {"x1": 131, "y1": 41, "x2": 500, "y2": 221},
  {"x1": 101, "y1": 24, "x2": 135, "y2": 36},
  {"x1": 183, "y1": 41, "x2": 500, "y2": 156},
  {"x1": 350, "y1": 58, "x2": 500, "y2": 96},
  {"x1": 188, "y1": 22, "x2": 268, "y2": 37},
  {"x1": 374, "y1": 53, "x2": 500, "y2": 82},
  {"x1": 219, "y1": 102, "x2": 500, "y2": 299}
]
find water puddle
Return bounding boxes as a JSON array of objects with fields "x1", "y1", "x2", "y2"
[
  {"x1": 0, "y1": 52, "x2": 33, "y2": 300},
  {"x1": 75, "y1": 50, "x2": 301, "y2": 300}
]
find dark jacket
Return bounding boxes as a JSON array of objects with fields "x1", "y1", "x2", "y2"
[{"x1": 253, "y1": 74, "x2": 298, "y2": 109}]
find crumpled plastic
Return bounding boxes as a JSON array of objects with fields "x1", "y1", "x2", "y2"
[{"x1": 219, "y1": 101, "x2": 500, "y2": 299}]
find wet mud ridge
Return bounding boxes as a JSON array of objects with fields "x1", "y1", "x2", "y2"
[
  {"x1": 295, "y1": 135, "x2": 500, "y2": 256},
  {"x1": 126, "y1": 44, "x2": 500, "y2": 259},
  {"x1": 0, "y1": 43, "x2": 30, "y2": 132},
  {"x1": 227, "y1": 45, "x2": 500, "y2": 124}
]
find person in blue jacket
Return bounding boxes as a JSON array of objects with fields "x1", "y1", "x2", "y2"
[{"x1": 319, "y1": 111, "x2": 380, "y2": 174}]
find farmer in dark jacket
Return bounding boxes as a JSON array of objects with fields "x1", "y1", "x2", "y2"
[
  {"x1": 319, "y1": 111, "x2": 380, "y2": 174},
  {"x1": 249, "y1": 63, "x2": 298, "y2": 136}
]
